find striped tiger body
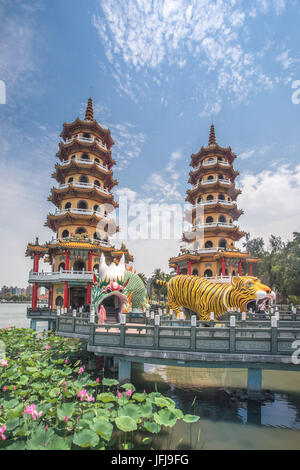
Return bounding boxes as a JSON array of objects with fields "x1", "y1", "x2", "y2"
[{"x1": 161, "y1": 275, "x2": 274, "y2": 320}]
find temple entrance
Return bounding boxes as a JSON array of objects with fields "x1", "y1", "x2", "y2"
[
  {"x1": 101, "y1": 295, "x2": 121, "y2": 323},
  {"x1": 70, "y1": 287, "x2": 86, "y2": 310}
]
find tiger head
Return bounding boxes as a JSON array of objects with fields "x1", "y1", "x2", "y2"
[{"x1": 230, "y1": 276, "x2": 275, "y2": 311}]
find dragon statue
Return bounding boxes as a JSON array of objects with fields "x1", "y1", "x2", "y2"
[
  {"x1": 158, "y1": 275, "x2": 275, "y2": 320},
  {"x1": 92, "y1": 254, "x2": 147, "y2": 322}
]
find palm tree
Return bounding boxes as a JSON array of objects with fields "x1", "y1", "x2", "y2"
[{"x1": 137, "y1": 273, "x2": 147, "y2": 286}]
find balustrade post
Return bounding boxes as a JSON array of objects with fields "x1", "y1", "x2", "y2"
[
  {"x1": 292, "y1": 306, "x2": 296, "y2": 322},
  {"x1": 154, "y1": 315, "x2": 160, "y2": 349},
  {"x1": 72, "y1": 308, "x2": 76, "y2": 332},
  {"x1": 120, "y1": 314, "x2": 126, "y2": 347},
  {"x1": 209, "y1": 312, "x2": 215, "y2": 328},
  {"x1": 191, "y1": 315, "x2": 197, "y2": 351},
  {"x1": 229, "y1": 315, "x2": 236, "y2": 353},
  {"x1": 241, "y1": 312, "x2": 247, "y2": 335},
  {"x1": 271, "y1": 316, "x2": 278, "y2": 354}
]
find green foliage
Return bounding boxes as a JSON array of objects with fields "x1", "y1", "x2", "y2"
[
  {"x1": 0, "y1": 327, "x2": 200, "y2": 450},
  {"x1": 244, "y1": 232, "x2": 300, "y2": 302}
]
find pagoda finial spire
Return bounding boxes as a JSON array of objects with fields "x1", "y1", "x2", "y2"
[
  {"x1": 208, "y1": 123, "x2": 216, "y2": 146},
  {"x1": 85, "y1": 97, "x2": 94, "y2": 121}
]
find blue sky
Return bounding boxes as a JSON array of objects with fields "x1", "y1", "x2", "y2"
[{"x1": 0, "y1": 0, "x2": 300, "y2": 286}]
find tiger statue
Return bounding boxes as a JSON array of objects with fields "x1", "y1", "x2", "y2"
[{"x1": 157, "y1": 275, "x2": 275, "y2": 320}]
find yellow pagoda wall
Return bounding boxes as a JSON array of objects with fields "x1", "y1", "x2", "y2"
[
  {"x1": 62, "y1": 172, "x2": 107, "y2": 188},
  {"x1": 59, "y1": 196, "x2": 112, "y2": 211},
  {"x1": 57, "y1": 223, "x2": 108, "y2": 240},
  {"x1": 52, "y1": 283, "x2": 65, "y2": 307}
]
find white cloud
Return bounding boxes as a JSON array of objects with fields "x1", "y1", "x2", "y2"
[
  {"x1": 109, "y1": 122, "x2": 147, "y2": 170},
  {"x1": 0, "y1": 159, "x2": 53, "y2": 287},
  {"x1": 93, "y1": 0, "x2": 289, "y2": 110},
  {"x1": 238, "y1": 163, "x2": 300, "y2": 244},
  {"x1": 0, "y1": 1, "x2": 41, "y2": 99},
  {"x1": 275, "y1": 49, "x2": 296, "y2": 70},
  {"x1": 239, "y1": 149, "x2": 256, "y2": 160}
]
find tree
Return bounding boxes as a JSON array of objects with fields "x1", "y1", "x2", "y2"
[
  {"x1": 137, "y1": 273, "x2": 147, "y2": 287},
  {"x1": 245, "y1": 232, "x2": 300, "y2": 303},
  {"x1": 243, "y1": 232, "x2": 265, "y2": 257}
]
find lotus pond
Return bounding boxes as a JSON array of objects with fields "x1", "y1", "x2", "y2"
[{"x1": 0, "y1": 327, "x2": 199, "y2": 450}]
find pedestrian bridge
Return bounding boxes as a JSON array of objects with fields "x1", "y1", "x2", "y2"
[{"x1": 27, "y1": 305, "x2": 300, "y2": 397}]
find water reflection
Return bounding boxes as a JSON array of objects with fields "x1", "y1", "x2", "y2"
[{"x1": 132, "y1": 364, "x2": 300, "y2": 450}]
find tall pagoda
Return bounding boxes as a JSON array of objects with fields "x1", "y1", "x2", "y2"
[
  {"x1": 26, "y1": 98, "x2": 133, "y2": 311},
  {"x1": 169, "y1": 125, "x2": 259, "y2": 277}
]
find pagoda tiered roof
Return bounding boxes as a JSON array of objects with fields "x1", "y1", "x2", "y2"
[
  {"x1": 48, "y1": 185, "x2": 119, "y2": 208},
  {"x1": 60, "y1": 98, "x2": 114, "y2": 149},
  {"x1": 52, "y1": 160, "x2": 113, "y2": 182},
  {"x1": 190, "y1": 126, "x2": 237, "y2": 167},
  {"x1": 188, "y1": 164, "x2": 239, "y2": 185},
  {"x1": 182, "y1": 224, "x2": 246, "y2": 243},
  {"x1": 26, "y1": 236, "x2": 133, "y2": 263},
  {"x1": 56, "y1": 139, "x2": 116, "y2": 169},
  {"x1": 186, "y1": 182, "x2": 242, "y2": 203},
  {"x1": 45, "y1": 211, "x2": 120, "y2": 233}
]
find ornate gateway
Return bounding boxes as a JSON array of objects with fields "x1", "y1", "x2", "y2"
[{"x1": 92, "y1": 254, "x2": 147, "y2": 322}]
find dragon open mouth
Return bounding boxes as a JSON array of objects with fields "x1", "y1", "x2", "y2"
[{"x1": 98, "y1": 291, "x2": 129, "y2": 320}]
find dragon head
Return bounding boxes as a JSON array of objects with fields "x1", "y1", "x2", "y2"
[{"x1": 92, "y1": 254, "x2": 132, "y2": 316}]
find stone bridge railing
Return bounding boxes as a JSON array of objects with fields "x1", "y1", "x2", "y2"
[{"x1": 55, "y1": 314, "x2": 300, "y2": 358}]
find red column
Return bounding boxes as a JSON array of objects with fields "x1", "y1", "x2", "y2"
[
  {"x1": 32, "y1": 283, "x2": 38, "y2": 309},
  {"x1": 50, "y1": 287, "x2": 54, "y2": 310},
  {"x1": 222, "y1": 257, "x2": 226, "y2": 276},
  {"x1": 86, "y1": 283, "x2": 91, "y2": 305},
  {"x1": 188, "y1": 261, "x2": 191, "y2": 275},
  {"x1": 33, "y1": 253, "x2": 40, "y2": 273},
  {"x1": 176, "y1": 265, "x2": 180, "y2": 275},
  {"x1": 249, "y1": 263, "x2": 253, "y2": 276},
  {"x1": 88, "y1": 251, "x2": 93, "y2": 272},
  {"x1": 65, "y1": 250, "x2": 70, "y2": 271},
  {"x1": 63, "y1": 281, "x2": 69, "y2": 309},
  {"x1": 238, "y1": 259, "x2": 242, "y2": 276}
]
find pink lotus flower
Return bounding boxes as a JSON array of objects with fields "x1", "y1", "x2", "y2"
[
  {"x1": 12, "y1": 386, "x2": 15, "y2": 391},
  {"x1": 0, "y1": 425, "x2": 6, "y2": 441},
  {"x1": 116, "y1": 390, "x2": 122, "y2": 398},
  {"x1": 77, "y1": 389, "x2": 87, "y2": 401},
  {"x1": 45, "y1": 425, "x2": 49, "y2": 431},
  {"x1": 24, "y1": 404, "x2": 43, "y2": 420},
  {"x1": 63, "y1": 381, "x2": 66, "y2": 386},
  {"x1": 85, "y1": 394, "x2": 95, "y2": 402},
  {"x1": 45, "y1": 345, "x2": 50, "y2": 350},
  {"x1": 3, "y1": 386, "x2": 6, "y2": 392},
  {"x1": 96, "y1": 378, "x2": 100, "y2": 383},
  {"x1": 65, "y1": 359, "x2": 68, "y2": 364},
  {"x1": 78, "y1": 367, "x2": 84, "y2": 375},
  {"x1": 126, "y1": 389, "x2": 133, "y2": 397},
  {"x1": 64, "y1": 416, "x2": 68, "y2": 422},
  {"x1": 1, "y1": 360, "x2": 8, "y2": 367}
]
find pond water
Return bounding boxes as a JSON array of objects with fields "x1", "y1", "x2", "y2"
[
  {"x1": 131, "y1": 364, "x2": 300, "y2": 450},
  {"x1": 1, "y1": 304, "x2": 300, "y2": 450}
]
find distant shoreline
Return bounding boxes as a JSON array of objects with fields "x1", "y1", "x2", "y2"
[{"x1": 0, "y1": 301, "x2": 43, "y2": 304}]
